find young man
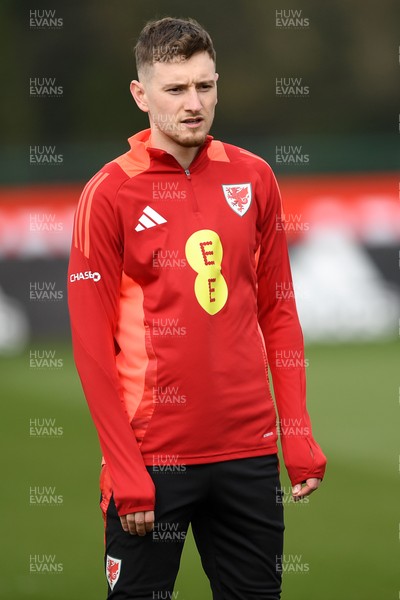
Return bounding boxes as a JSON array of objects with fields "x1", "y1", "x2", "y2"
[{"x1": 68, "y1": 17, "x2": 326, "y2": 600}]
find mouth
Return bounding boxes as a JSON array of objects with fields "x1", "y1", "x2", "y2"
[{"x1": 181, "y1": 116, "x2": 204, "y2": 129}]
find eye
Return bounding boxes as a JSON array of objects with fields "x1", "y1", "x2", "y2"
[
  {"x1": 198, "y1": 84, "x2": 213, "y2": 91},
  {"x1": 166, "y1": 87, "x2": 182, "y2": 94}
]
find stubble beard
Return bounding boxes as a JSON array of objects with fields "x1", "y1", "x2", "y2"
[
  {"x1": 152, "y1": 113, "x2": 212, "y2": 149},
  {"x1": 162, "y1": 123, "x2": 209, "y2": 148}
]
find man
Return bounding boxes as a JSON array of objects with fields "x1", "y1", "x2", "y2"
[{"x1": 68, "y1": 16, "x2": 326, "y2": 600}]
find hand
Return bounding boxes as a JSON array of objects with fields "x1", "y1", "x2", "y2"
[
  {"x1": 292, "y1": 478, "x2": 321, "y2": 501},
  {"x1": 120, "y1": 511, "x2": 155, "y2": 536}
]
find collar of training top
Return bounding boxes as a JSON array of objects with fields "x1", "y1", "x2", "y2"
[{"x1": 126, "y1": 128, "x2": 225, "y2": 172}]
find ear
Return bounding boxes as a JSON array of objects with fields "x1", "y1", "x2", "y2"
[
  {"x1": 130, "y1": 80, "x2": 149, "y2": 113},
  {"x1": 215, "y1": 72, "x2": 219, "y2": 105}
]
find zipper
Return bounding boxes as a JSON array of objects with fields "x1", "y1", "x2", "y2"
[{"x1": 183, "y1": 168, "x2": 199, "y2": 213}]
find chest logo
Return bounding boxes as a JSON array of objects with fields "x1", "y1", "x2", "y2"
[
  {"x1": 222, "y1": 183, "x2": 252, "y2": 217},
  {"x1": 185, "y1": 230, "x2": 228, "y2": 315},
  {"x1": 135, "y1": 206, "x2": 167, "y2": 232}
]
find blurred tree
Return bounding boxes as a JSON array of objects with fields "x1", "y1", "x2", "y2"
[{"x1": 0, "y1": 0, "x2": 398, "y2": 179}]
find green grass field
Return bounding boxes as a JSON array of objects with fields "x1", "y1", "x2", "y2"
[{"x1": 1, "y1": 338, "x2": 398, "y2": 599}]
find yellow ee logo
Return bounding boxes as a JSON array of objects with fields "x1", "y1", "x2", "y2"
[{"x1": 185, "y1": 230, "x2": 228, "y2": 315}]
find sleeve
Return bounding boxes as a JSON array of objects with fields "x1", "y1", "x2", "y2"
[
  {"x1": 67, "y1": 171, "x2": 155, "y2": 516},
  {"x1": 256, "y1": 168, "x2": 327, "y2": 485}
]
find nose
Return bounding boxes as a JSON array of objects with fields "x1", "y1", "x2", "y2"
[{"x1": 184, "y1": 88, "x2": 202, "y2": 113}]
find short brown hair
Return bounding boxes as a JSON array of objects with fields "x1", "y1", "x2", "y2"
[{"x1": 135, "y1": 17, "x2": 216, "y2": 76}]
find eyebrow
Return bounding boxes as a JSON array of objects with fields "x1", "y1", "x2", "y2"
[{"x1": 162, "y1": 79, "x2": 216, "y2": 90}]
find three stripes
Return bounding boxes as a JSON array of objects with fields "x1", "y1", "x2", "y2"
[
  {"x1": 135, "y1": 206, "x2": 167, "y2": 232},
  {"x1": 74, "y1": 171, "x2": 109, "y2": 258}
]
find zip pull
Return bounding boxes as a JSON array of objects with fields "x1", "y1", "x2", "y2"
[{"x1": 184, "y1": 168, "x2": 191, "y2": 179}]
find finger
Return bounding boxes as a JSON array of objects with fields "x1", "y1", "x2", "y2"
[
  {"x1": 144, "y1": 510, "x2": 155, "y2": 533},
  {"x1": 125, "y1": 513, "x2": 138, "y2": 535},
  {"x1": 303, "y1": 478, "x2": 321, "y2": 494},
  {"x1": 120, "y1": 515, "x2": 129, "y2": 532},
  {"x1": 293, "y1": 478, "x2": 321, "y2": 501},
  {"x1": 134, "y1": 512, "x2": 146, "y2": 536},
  {"x1": 294, "y1": 484, "x2": 313, "y2": 499},
  {"x1": 292, "y1": 484, "x2": 302, "y2": 496}
]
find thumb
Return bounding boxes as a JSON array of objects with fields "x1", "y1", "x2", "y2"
[{"x1": 292, "y1": 484, "x2": 302, "y2": 495}]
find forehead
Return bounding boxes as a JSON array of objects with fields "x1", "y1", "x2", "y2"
[{"x1": 150, "y1": 52, "x2": 216, "y2": 85}]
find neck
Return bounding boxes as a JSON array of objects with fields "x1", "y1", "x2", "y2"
[{"x1": 149, "y1": 126, "x2": 202, "y2": 170}]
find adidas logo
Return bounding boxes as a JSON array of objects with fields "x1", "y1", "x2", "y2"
[{"x1": 135, "y1": 206, "x2": 167, "y2": 232}]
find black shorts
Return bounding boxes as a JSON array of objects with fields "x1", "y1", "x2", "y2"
[{"x1": 103, "y1": 454, "x2": 284, "y2": 599}]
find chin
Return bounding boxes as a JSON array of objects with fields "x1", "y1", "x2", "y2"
[
  {"x1": 178, "y1": 136, "x2": 206, "y2": 148},
  {"x1": 159, "y1": 125, "x2": 209, "y2": 149},
  {"x1": 176, "y1": 129, "x2": 208, "y2": 148}
]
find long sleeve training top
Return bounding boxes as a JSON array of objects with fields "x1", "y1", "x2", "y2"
[{"x1": 68, "y1": 129, "x2": 327, "y2": 516}]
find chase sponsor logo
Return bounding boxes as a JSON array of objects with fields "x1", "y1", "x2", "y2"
[{"x1": 69, "y1": 271, "x2": 101, "y2": 283}]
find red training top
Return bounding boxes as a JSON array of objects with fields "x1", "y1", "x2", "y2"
[{"x1": 68, "y1": 129, "x2": 327, "y2": 516}]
